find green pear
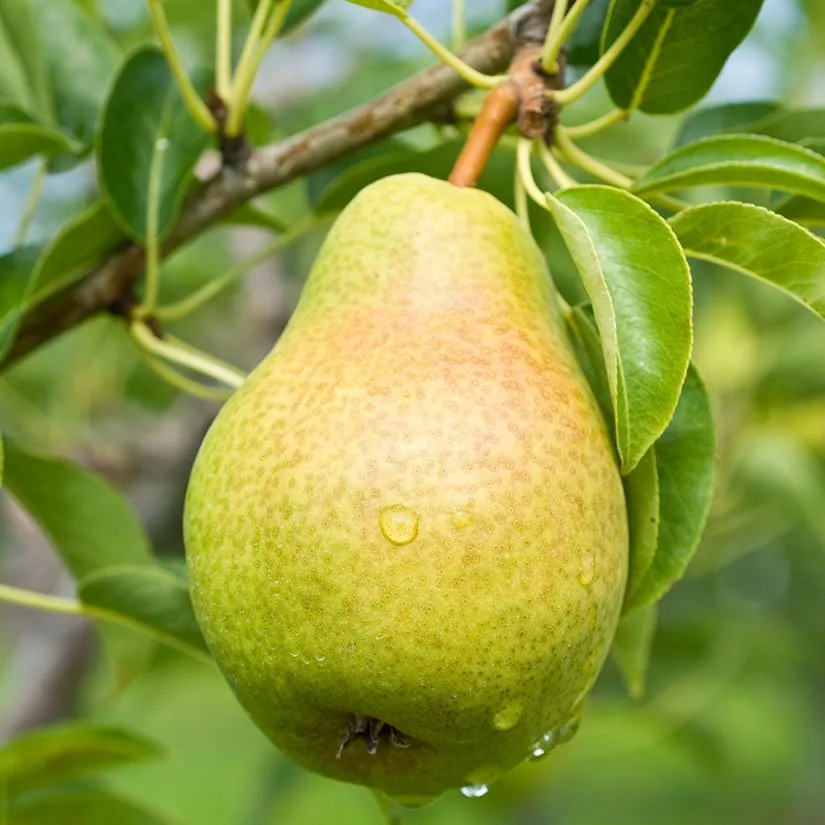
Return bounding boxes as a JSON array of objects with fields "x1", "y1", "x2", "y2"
[{"x1": 184, "y1": 173, "x2": 628, "y2": 799}]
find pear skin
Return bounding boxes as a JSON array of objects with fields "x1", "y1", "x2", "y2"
[{"x1": 184, "y1": 173, "x2": 628, "y2": 798}]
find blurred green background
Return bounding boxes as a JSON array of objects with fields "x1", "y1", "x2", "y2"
[{"x1": 2, "y1": 1, "x2": 825, "y2": 823}]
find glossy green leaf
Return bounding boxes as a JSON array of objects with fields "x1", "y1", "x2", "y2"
[
  {"x1": 78, "y1": 565, "x2": 209, "y2": 655},
  {"x1": 603, "y1": 0, "x2": 764, "y2": 114},
  {"x1": 548, "y1": 185, "x2": 693, "y2": 474},
  {"x1": 343, "y1": 0, "x2": 412, "y2": 15},
  {"x1": 283, "y1": 0, "x2": 328, "y2": 33},
  {"x1": 634, "y1": 135, "x2": 825, "y2": 202},
  {"x1": 0, "y1": 245, "x2": 41, "y2": 359},
  {"x1": 29, "y1": 0, "x2": 120, "y2": 148},
  {"x1": 670, "y1": 202, "x2": 825, "y2": 320},
  {"x1": 0, "y1": 203, "x2": 125, "y2": 358},
  {"x1": 0, "y1": 724, "x2": 160, "y2": 801},
  {"x1": 623, "y1": 447, "x2": 659, "y2": 608},
  {"x1": 772, "y1": 139, "x2": 825, "y2": 227},
  {"x1": 9, "y1": 788, "x2": 171, "y2": 825},
  {"x1": 0, "y1": 0, "x2": 51, "y2": 119},
  {"x1": 0, "y1": 103, "x2": 74, "y2": 170},
  {"x1": 625, "y1": 366, "x2": 716, "y2": 612},
  {"x1": 612, "y1": 603, "x2": 657, "y2": 699},
  {"x1": 31, "y1": 202, "x2": 127, "y2": 302},
  {"x1": 98, "y1": 46, "x2": 211, "y2": 242},
  {"x1": 2, "y1": 441, "x2": 153, "y2": 582}
]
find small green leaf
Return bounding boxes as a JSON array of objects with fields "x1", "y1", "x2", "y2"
[
  {"x1": 0, "y1": 103, "x2": 74, "y2": 170},
  {"x1": 603, "y1": 0, "x2": 764, "y2": 115},
  {"x1": 0, "y1": 245, "x2": 41, "y2": 357},
  {"x1": 623, "y1": 447, "x2": 659, "y2": 607},
  {"x1": 670, "y1": 202, "x2": 825, "y2": 320},
  {"x1": 0, "y1": 0, "x2": 52, "y2": 119},
  {"x1": 566, "y1": 304, "x2": 612, "y2": 425},
  {"x1": 9, "y1": 788, "x2": 171, "y2": 825},
  {"x1": 0, "y1": 204, "x2": 125, "y2": 359},
  {"x1": 30, "y1": 202, "x2": 127, "y2": 302},
  {"x1": 343, "y1": 0, "x2": 412, "y2": 15},
  {"x1": 548, "y1": 185, "x2": 693, "y2": 474},
  {"x1": 98, "y1": 45, "x2": 211, "y2": 242},
  {"x1": 2, "y1": 441, "x2": 153, "y2": 582},
  {"x1": 0, "y1": 724, "x2": 160, "y2": 801},
  {"x1": 78, "y1": 564, "x2": 209, "y2": 655},
  {"x1": 29, "y1": 0, "x2": 120, "y2": 149},
  {"x1": 634, "y1": 135, "x2": 825, "y2": 202},
  {"x1": 283, "y1": 0, "x2": 327, "y2": 32},
  {"x1": 625, "y1": 365, "x2": 716, "y2": 612},
  {"x1": 612, "y1": 603, "x2": 657, "y2": 699}
]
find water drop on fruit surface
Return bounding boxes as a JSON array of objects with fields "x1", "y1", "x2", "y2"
[
  {"x1": 557, "y1": 716, "x2": 581, "y2": 744},
  {"x1": 460, "y1": 784, "x2": 489, "y2": 798},
  {"x1": 529, "y1": 730, "x2": 557, "y2": 761},
  {"x1": 451, "y1": 508, "x2": 474, "y2": 529},
  {"x1": 379, "y1": 505, "x2": 420, "y2": 545},
  {"x1": 578, "y1": 553, "x2": 595, "y2": 586},
  {"x1": 492, "y1": 701, "x2": 522, "y2": 731}
]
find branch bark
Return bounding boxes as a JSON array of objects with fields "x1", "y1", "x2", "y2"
[{"x1": 3, "y1": 3, "x2": 554, "y2": 370}]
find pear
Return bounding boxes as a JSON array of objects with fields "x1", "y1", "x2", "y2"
[{"x1": 184, "y1": 173, "x2": 628, "y2": 799}]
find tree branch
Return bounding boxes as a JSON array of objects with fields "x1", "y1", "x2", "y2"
[{"x1": 3, "y1": 3, "x2": 554, "y2": 370}]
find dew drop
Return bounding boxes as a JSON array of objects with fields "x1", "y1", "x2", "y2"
[
  {"x1": 557, "y1": 716, "x2": 581, "y2": 744},
  {"x1": 451, "y1": 508, "x2": 474, "y2": 529},
  {"x1": 460, "y1": 784, "x2": 489, "y2": 798},
  {"x1": 578, "y1": 553, "x2": 595, "y2": 586},
  {"x1": 156, "y1": 137, "x2": 169, "y2": 151},
  {"x1": 493, "y1": 701, "x2": 523, "y2": 731},
  {"x1": 529, "y1": 730, "x2": 557, "y2": 761},
  {"x1": 379, "y1": 504, "x2": 420, "y2": 546}
]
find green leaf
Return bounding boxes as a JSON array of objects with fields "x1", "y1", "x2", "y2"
[
  {"x1": 634, "y1": 135, "x2": 825, "y2": 202},
  {"x1": 612, "y1": 603, "x2": 657, "y2": 699},
  {"x1": 0, "y1": 103, "x2": 74, "y2": 170},
  {"x1": 30, "y1": 201, "x2": 127, "y2": 303},
  {"x1": 623, "y1": 447, "x2": 659, "y2": 608},
  {"x1": 9, "y1": 788, "x2": 171, "y2": 825},
  {"x1": 669, "y1": 202, "x2": 825, "y2": 320},
  {"x1": 283, "y1": 0, "x2": 327, "y2": 33},
  {"x1": 675, "y1": 101, "x2": 781, "y2": 146},
  {"x1": 78, "y1": 564, "x2": 209, "y2": 655},
  {"x1": 28, "y1": 0, "x2": 120, "y2": 149},
  {"x1": 224, "y1": 202, "x2": 289, "y2": 233},
  {"x1": 0, "y1": 244, "x2": 41, "y2": 359},
  {"x1": 0, "y1": 203, "x2": 125, "y2": 358},
  {"x1": 548, "y1": 185, "x2": 693, "y2": 474},
  {"x1": 566, "y1": 304, "x2": 612, "y2": 425},
  {"x1": 343, "y1": 0, "x2": 412, "y2": 16},
  {"x1": 0, "y1": 0, "x2": 52, "y2": 119},
  {"x1": 98, "y1": 45, "x2": 211, "y2": 242},
  {"x1": 603, "y1": 0, "x2": 764, "y2": 115},
  {"x1": 566, "y1": 0, "x2": 611, "y2": 66},
  {"x1": 772, "y1": 139, "x2": 825, "y2": 227},
  {"x1": 2, "y1": 441, "x2": 153, "y2": 582},
  {"x1": 0, "y1": 724, "x2": 160, "y2": 801},
  {"x1": 625, "y1": 366, "x2": 716, "y2": 612}
]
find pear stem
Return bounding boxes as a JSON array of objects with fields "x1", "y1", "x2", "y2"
[{"x1": 448, "y1": 81, "x2": 520, "y2": 187}]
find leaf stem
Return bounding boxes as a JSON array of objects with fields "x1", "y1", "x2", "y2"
[
  {"x1": 517, "y1": 138, "x2": 547, "y2": 205},
  {"x1": 14, "y1": 159, "x2": 47, "y2": 248},
  {"x1": 0, "y1": 582, "x2": 212, "y2": 663},
  {"x1": 515, "y1": 162, "x2": 530, "y2": 232},
  {"x1": 537, "y1": 140, "x2": 576, "y2": 189},
  {"x1": 564, "y1": 107, "x2": 627, "y2": 139},
  {"x1": 452, "y1": 0, "x2": 466, "y2": 51},
  {"x1": 146, "y1": 0, "x2": 216, "y2": 133},
  {"x1": 229, "y1": 0, "x2": 272, "y2": 114},
  {"x1": 216, "y1": 0, "x2": 233, "y2": 99},
  {"x1": 226, "y1": 0, "x2": 294, "y2": 136},
  {"x1": 156, "y1": 213, "x2": 319, "y2": 321},
  {"x1": 553, "y1": 0, "x2": 657, "y2": 106},
  {"x1": 143, "y1": 354, "x2": 235, "y2": 400},
  {"x1": 541, "y1": 0, "x2": 590, "y2": 74},
  {"x1": 130, "y1": 321, "x2": 247, "y2": 389},
  {"x1": 401, "y1": 15, "x2": 505, "y2": 90}
]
